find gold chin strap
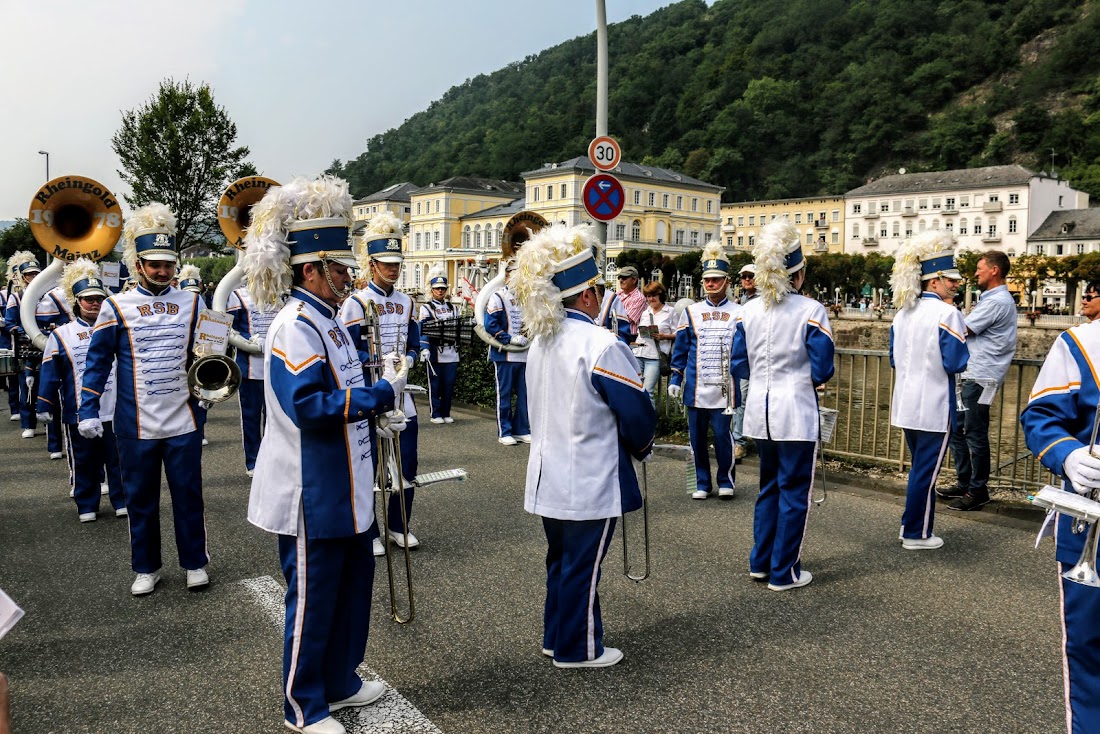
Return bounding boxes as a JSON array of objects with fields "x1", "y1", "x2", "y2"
[
  {"x1": 321, "y1": 260, "x2": 354, "y2": 300},
  {"x1": 371, "y1": 258, "x2": 400, "y2": 285}
]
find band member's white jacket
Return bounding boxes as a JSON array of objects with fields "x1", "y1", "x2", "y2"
[
  {"x1": 227, "y1": 287, "x2": 280, "y2": 379},
  {"x1": 889, "y1": 293, "x2": 969, "y2": 433},
  {"x1": 731, "y1": 294, "x2": 835, "y2": 442},
  {"x1": 80, "y1": 286, "x2": 203, "y2": 440},
  {"x1": 669, "y1": 297, "x2": 741, "y2": 409},
  {"x1": 524, "y1": 310, "x2": 656, "y2": 521},
  {"x1": 38, "y1": 317, "x2": 117, "y2": 423},
  {"x1": 341, "y1": 282, "x2": 420, "y2": 418},
  {"x1": 248, "y1": 287, "x2": 396, "y2": 538}
]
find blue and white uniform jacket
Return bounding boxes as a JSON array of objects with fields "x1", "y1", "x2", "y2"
[
  {"x1": 227, "y1": 287, "x2": 281, "y2": 380},
  {"x1": 418, "y1": 299, "x2": 459, "y2": 364},
  {"x1": 248, "y1": 287, "x2": 396, "y2": 539},
  {"x1": 79, "y1": 286, "x2": 204, "y2": 440},
  {"x1": 669, "y1": 297, "x2": 741, "y2": 410},
  {"x1": 598, "y1": 290, "x2": 634, "y2": 344},
  {"x1": 485, "y1": 286, "x2": 528, "y2": 363},
  {"x1": 731, "y1": 294, "x2": 835, "y2": 442},
  {"x1": 889, "y1": 293, "x2": 969, "y2": 433},
  {"x1": 36, "y1": 287, "x2": 73, "y2": 329},
  {"x1": 340, "y1": 282, "x2": 420, "y2": 417},
  {"x1": 524, "y1": 310, "x2": 656, "y2": 521},
  {"x1": 37, "y1": 317, "x2": 117, "y2": 423},
  {"x1": 1021, "y1": 321, "x2": 1100, "y2": 564},
  {"x1": 4, "y1": 290, "x2": 23, "y2": 338}
]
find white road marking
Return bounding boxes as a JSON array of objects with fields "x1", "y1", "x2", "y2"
[{"x1": 239, "y1": 575, "x2": 444, "y2": 734}]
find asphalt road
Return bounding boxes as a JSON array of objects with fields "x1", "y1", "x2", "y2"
[{"x1": 0, "y1": 401, "x2": 1066, "y2": 733}]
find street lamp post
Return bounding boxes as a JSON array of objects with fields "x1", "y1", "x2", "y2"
[{"x1": 38, "y1": 150, "x2": 49, "y2": 181}]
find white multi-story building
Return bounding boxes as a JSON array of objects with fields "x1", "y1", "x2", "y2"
[{"x1": 843, "y1": 165, "x2": 1089, "y2": 257}]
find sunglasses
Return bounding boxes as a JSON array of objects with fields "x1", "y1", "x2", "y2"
[
  {"x1": 1083, "y1": 295, "x2": 1100, "y2": 302},
  {"x1": 740, "y1": 274, "x2": 754, "y2": 279}
]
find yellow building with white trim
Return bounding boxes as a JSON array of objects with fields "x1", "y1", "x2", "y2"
[{"x1": 719, "y1": 196, "x2": 845, "y2": 257}]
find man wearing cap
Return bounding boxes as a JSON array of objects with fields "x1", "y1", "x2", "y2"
[
  {"x1": 732, "y1": 220, "x2": 834, "y2": 591},
  {"x1": 484, "y1": 262, "x2": 530, "y2": 445},
  {"x1": 669, "y1": 241, "x2": 741, "y2": 500},
  {"x1": 418, "y1": 264, "x2": 460, "y2": 424},
  {"x1": 5, "y1": 253, "x2": 44, "y2": 439},
  {"x1": 888, "y1": 231, "x2": 969, "y2": 550},
  {"x1": 243, "y1": 177, "x2": 408, "y2": 734},
  {"x1": 511, "y1": 223, "x2": 655, "y2": 669},
  {"x1": 732, "y1": 263, "x2": 758, "y2": 463},
  {"x1": 341, "y1": 212, "x2": 423, "y2": 557},
  {"x1": 79, "y1": 203, "x2": 211, "y2": 596},
  {"x1": 226, "y1": 274, "x2": 281, "y2": 476},
  {"x1": 615, "y1": 265, "x2": 646, "y2": 338},
  {"x1": 36, "y1": 259, "x2": 125, "y2": 523}
]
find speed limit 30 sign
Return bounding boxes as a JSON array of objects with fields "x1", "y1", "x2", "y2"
[{"x1": 588, "y1": 136, "x2": 622, "y2": 171}]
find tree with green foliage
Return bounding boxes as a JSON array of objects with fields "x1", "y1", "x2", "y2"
[
  {"x1": 0, "y1": 220, "x2": 38, "y2": 262},
  {"x1": 112, "y1": 78, "x2": 252, "y2": 251}
]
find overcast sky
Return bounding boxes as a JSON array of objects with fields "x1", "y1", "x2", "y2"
[{"x1": 0, "y1": 0, "x2": 686, "y2": 220}]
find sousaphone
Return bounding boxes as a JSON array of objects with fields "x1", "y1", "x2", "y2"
[{"x1": 473, "y1": 210, "x2": 548, "y2": 351}]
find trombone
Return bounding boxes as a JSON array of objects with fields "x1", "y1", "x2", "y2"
[{"x1": 364, "y1": 304, "x2": 415, "y2": 624}]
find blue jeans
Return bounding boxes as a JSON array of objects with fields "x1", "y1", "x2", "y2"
[
  {"x1": 948, "y1": 380, "x2": 991, "y2": 497},
  {"x1": 637, "y1": 357, "x2": 660, "y2": 409}
]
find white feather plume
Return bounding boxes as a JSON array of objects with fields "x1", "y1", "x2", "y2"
[
  {"x1": 59, "y1": 258, "x2": 102, "y2": 309},
  {"x1": 512, "y1": 223, "x2": 599, "y2": 342},
  {"x1": 178, "y1": 264, "x2": 201, "y2": 283},
  {"x1": 701, "y1": 239, "x2": 725, "y2": 265},
  {"x1": 121, "y1": 202, "x2": 177, "y2": 275},
  {"x1": 753, "y1": 219, "x2": 799, "y2": 308},
  {"x1": 427, "y1": 261, "x2": 447, "y2": 283},
  {"x1": 7, "y1": 251, "x2": 38, "y2": 290},
  {"x1": 890, "y1": 229, "x2": 957, "y2": 310}
]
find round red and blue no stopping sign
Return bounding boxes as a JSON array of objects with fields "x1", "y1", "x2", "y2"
[{"x1": 582, "y1": 174, "x2": 625, "y2": 222}]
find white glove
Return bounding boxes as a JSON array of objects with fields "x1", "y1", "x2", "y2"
[
  {"x1": 509, "y1": 334, "x2": 529, "y2": 347},
  {"x1": 36, "y1": 412, "x2": 52, "y2": 423},
  {"x1": 420, "y1": 348, "x2": 431, "y2": 363},
  {"x1": 406, "y1": 354, "x2": 416, "y2": 371},
  {"x1": 1064, "y1": 446, "x2": 1100, "y2": 493},
  {"x1": 381, "y1": 352, "x2": 409, "y2": 397},
  {"x1": 198, "y1": 400, "x2": 214, "y2": 411},
  {"x1": 78, "y1": 418, "x2": 103, "y2": 439},
  {"x1": 249, "y1": 334, "x2": 265, "y2": 351},
  {"x1": 26, "y1": 375, "x2": 34, "y2": 390},
  {"x1": 377, "y1": 409, "x2": 407, "y2": 439},
  {"x1": 667, "y1": 384, "x2": 681, "y2": 399}
]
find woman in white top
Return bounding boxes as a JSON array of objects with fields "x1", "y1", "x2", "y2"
[{"x1": 634, "y1": 281, "x2": 675, "y2": 408}]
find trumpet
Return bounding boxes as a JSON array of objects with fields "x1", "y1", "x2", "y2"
[{"x1": 364, "y1": 303, "x2": 415, "y2": 623}]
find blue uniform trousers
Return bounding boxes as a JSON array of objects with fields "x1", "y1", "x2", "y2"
[
  {"x1": 541, "y1": 517, "x2": 616, "y2": 663},
  {"x1": 65, "y1": 423, "x2": 125, "y2": 515},
  {"x1": 18, "y1": 366, "x2": 35, "y2": 430},
  {"x1": 5, "y1": 375, "x2": 17, "y2": 415},
  {"x1": 117, "y1": 432, "x2": 207, "y2": 573},
  {"x1": 750, "y1": 439, "x2": 815, "y2": 586},
  {"x1": 279, "y1": 526, "x2": 375, "y2": 728},
  {"x1": 238, "y1": 379, "x2": 265, "y2": 471},
  {"x1": 46, "y1": 411, "x2": 62, "y2": 453},
  {"x1": 901, "y1": 429, "x2": 949, "y2": 540},
  {"x1": 427, "y1": 361, "x2": 458, "y2": 420},
  {"x1": 686, "y1": 406, "x2": 735, "y2": 492},
  {"x1": 1059, "y1": 562, "x2": 1100, "y2": 734},
  {"x1": 493, "y1": 362, "x2": 528, "y2": 438}
]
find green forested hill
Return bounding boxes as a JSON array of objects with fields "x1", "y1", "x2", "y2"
[{"x1": 333, "y1": 0, "x2": 1100, "y2": 201}]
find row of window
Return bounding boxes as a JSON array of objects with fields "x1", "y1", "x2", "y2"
[
  {"x1": 851, "y1": 192, "x2": 1022, "y2": 215},
  {"x1": 413, "y1": 200, "x2": 444, "y2": 216},
  {"x1": 729, "y1": 232, "x2": 838, "y2": 249},
  {"x1": 530, "y1": 183, "x2": 717, "y2": 214},
  {"x1": 851, "y1": 217, "x2": 1018, "y2": 239},
  {"x1": 730, "y1": 210, "x2": 840, "y2": 227},
  {"x1": 1035, "y1": 243, "x2": 1092, "y2": 256}
]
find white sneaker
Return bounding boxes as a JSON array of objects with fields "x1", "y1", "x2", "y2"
[
  {"x1": 718, "y1": 487, "x2": 734, "y2": 499},
  {"x1": 21, "y1": 429, "x2": 34, "y2": 439},
  {"x1": 541, "y1": 647, "x2": 554, "y2": 657},
  {"x1": 186, "y1": 567, "x2": 210, "y2": 589},
  {"x1": 283, "y1": 716, "x2": 347, "y2": 734},
  {"x1": 246, "y1": 469, "x2": 254, "y2": 478},
  {"x1": 79, "y1": 512, "x2": 96, "y2": 523},
  {"x1": 329, "y1": 680, "x2": 386, "y2": 711},
  {"x1": 372, "y1": 537, "x2": 385, "y2": 557},
  {"x1": 49, "y1": 452, "x2": 63, "y2": 460},
  {"x1": 388, "y1": 530, "x2": 419, "y2": 549},
  {"x1": 101, "y1": 483, "x2": 109, "y2": 495},
  {"x1": 514, "y1": 434, "x2": 532, "y2": 444},
  {"x1": 443, "y1": 417, "x2": 455, "y2": 424},
  {"x1": 499, "y1": 436, "x2": 517, "y2": 446},
  {"x1": 430, "y1": 417, "x2": 445, "y2": 424},
  {"x1": 552, "y1": 647, "x2": 624, "y2": 668},
  {"x1": 768, "y1": 570, "x2": 813, "y2": 592},
  {"x1": 901, "y1": 534, "x2": 944, "y2": 550},
  {"x1": 131, "y1": 572, "x2": 160, "y2": 596},
  {"x1": 115, "y1": 507, "x2": 128, "y2": 518},
  {"x1": 201, "y1": 438, "x2": 209, "y2": 446},
  {"x1": 691, "y1": 489, "x2": 709, "y2": 500},
  {"x1": 8, "y1": 414, "x2": 18, "y2": 422},
  {"x1": 749, "y1": 571, "x2": 768, "y2": 581}
]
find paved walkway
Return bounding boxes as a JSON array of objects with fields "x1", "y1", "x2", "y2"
[{"x1": 0, "y1": 402, "x2": 1066, "y2": 733}]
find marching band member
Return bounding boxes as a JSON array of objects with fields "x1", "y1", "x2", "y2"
[
  {"x1": 243, "y1": 176, "x2": 408, "y2": 734},
  {"x1": 34, "y1": 279, "x2": 73, "y2": 460},
  {"x1": 341, "y1": 212, "x2": 422, "y2": 556},
  {"x1": 888, "y1": 231, "x2": 969, "y2": 550},
  {"x1": 418, "y1": 263, "x2": 460, "y2": 424},
  {"x1": 484, "y1": 261, "x2": 530, "y2": 445},
  {"x1": 35, "y1": 259, "x2": 125, "y2": 522},
  {"x1": 1021, "y1": 290, "x2": 1100, "y2": 734},
  {"x1": 78, "y1": 203, "x2": 210, "y2": 596},
  {"x1": 5, "y1": 253, "x2": 42, "y2": 439},
  {"x1": 731, "y1": 220, "x2": 834, "y2": 591},
  {"x1": 1, "y1": 265, "x2": 23, "y2": 422},
  {"x1": 226, "y1": 270, "x2": 281, "y2": 475},
  {"x1": 511, "y1": 223, "x2": 655, "y2": 668},
  {"x1": 668, "y1": 240, "x2": 740, "y2": 500}
]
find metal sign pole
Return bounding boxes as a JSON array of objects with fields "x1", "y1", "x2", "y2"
[{"x1": 594, "y1": 0, "x2": 609, "y2": 273}]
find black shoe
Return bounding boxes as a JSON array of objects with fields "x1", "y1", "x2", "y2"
[
  {"x1": 936, "y1": 486, "x2": 967, "y2": 500},
  {"x1": 948, "y1": 493, "x2": 990, "y2": 511}
]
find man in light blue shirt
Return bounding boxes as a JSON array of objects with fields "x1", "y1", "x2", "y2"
[{"x1": 941, "y1": 250, "x2": 1018, "y2": 511}]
